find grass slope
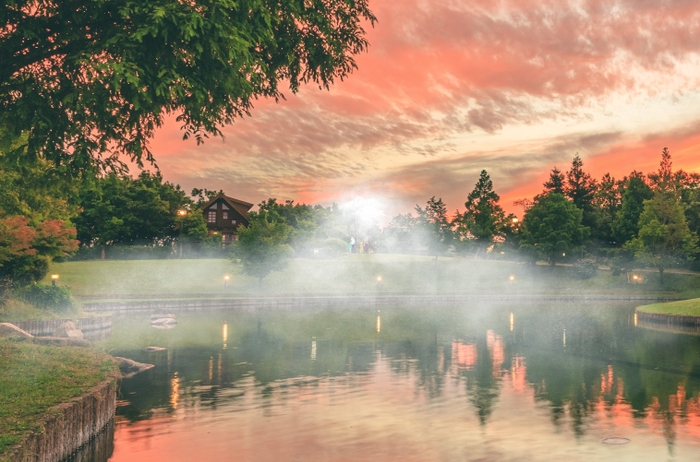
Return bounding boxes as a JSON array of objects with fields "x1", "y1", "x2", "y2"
[
  {"x1": 44, "y1": 255, "x2": 700, "y2": 301},
  {"x1": 0, "y1": 340, "x2": 116, "y2": 459},
  {"x1": 637, "y1": 298, "x2": 700, "y2": 317}
]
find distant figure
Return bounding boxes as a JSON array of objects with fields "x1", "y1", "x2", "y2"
[
  {"x1": 349, "y1": 236, "x2": 355, "y2": 253},
  {"x1": 359, "y1": 241, "x2": 364, "y2": 254},
  {"x1": 365, "y1": 238, "x2": 371, "y2": 253}
]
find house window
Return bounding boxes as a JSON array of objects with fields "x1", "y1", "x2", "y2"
[
  {"x1": 222, "y1": 211, "x2": 229, "y2": 220},
  {"x1": 232, "y1": 220, "x2": 237, "y2": 225},
  {"x1": 207, "y1": 210, "x2": 216, "y2": 223}
]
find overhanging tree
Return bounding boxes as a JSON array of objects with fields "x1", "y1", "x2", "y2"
[{"x1": 0, "y1": 0, "x2": 377, "y2": 172}]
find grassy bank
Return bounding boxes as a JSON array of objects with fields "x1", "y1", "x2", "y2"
[
  {"x1": 0, "y1": 298, "x2": 85, "y2": 323},
  {"x1": 0, "y1": 340, "x2": 117, "y2": 459},
  {"x1": 43, "y1": 255, "x2": 700, "y2": 301},
  {"x1": 637, "y1": 298, "x2": 700, "y2": 317}
]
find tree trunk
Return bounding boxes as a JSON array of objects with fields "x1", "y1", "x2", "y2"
[{"x1": 101, "y1": 246, "x2": 105, "y2": 260}]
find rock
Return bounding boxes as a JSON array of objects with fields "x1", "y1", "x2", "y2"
[
  {"x1": 113, "y1": 357, "x2": 155, "y2": 378},
  {"x1": 0, "y1": 323, "x2": 33, "y2": 339},
  {"x1": 144, "y1": 346, "x2": 166, "y2": 352},
  {"x1": 151, "y1": 317, "x2": 177, "y2": 329},
  {"x1": 150, "y1": 313, "x2": 175, "y2": 321},
  {"x1": 53, "y1": 321, "x2": 84, "y2": 339}
]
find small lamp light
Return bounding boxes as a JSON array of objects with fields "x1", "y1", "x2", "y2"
[
  {"x1": 512, "y1": 217, "x2": 518, "y2": 224},
  {"x1": 376, "y1": 275, "x2": 382, "y2": 282},
  {"x1": 224, "y1": 275, "x2": 230, "y2": 287},
  {"x1": 509, "y1": 275, "x2": 515, "y2": 282},
  {"x1": 178, "y1": 209, "x2": 187, "y2": 216},
  {"x1": 51, "y1": 274, "x2": 59, "y2": 286}
]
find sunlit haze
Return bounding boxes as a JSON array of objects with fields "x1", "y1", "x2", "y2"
[{"x1": 149, "y1": 0, "x2": 700, "y2": 217}]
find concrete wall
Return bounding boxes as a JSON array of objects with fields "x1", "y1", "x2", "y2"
[{"x1": 7, "y1": 378, "x2": 117, "y2": 462}]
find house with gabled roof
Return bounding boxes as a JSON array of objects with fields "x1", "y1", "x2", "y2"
[{"x1": 200, "y1": 193, "x2": 254, "y2": 244}]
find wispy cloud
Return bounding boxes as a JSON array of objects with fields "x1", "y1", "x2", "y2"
[{"x1": 151, "y1": 0, "x2": 700, "y2": 215}]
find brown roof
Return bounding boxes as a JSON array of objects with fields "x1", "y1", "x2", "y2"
[{"x1": 201, "y1": 193, "x2": 254, "y2": 220}]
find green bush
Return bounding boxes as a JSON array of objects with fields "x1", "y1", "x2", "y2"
[
  {"x1": 17, "y1": 284, "x2": 73, "y2": 313},
  {"x1": 573, "y1": 259, "x2": 597, "y2": 279}
]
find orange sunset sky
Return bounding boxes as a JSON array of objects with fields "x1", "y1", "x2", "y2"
[{"x1": 148, "y1": 0, "x2": 700, "y2": 220}]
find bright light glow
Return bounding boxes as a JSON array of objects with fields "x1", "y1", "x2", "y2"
[
  {"x1": 509, "y1": 275, "x2": 514, "y2": 281},
  {"x1": 222, "y1": 322, "x2": 228, "y2": 348},
  {"x1": 224, "y1": 275, "x2": 230, "y2": 280},
  {"x1": 170, "y1": 373, "x2": 180, "y2": 410},
  {"x1": 178, "y1": 209, "x2": 187, "y2": 216},
  {"x1": 376, "y1": 276, "x2": 382, "y2": 282},
  {"x1": 633, "y1": 275, "x2": 638, "y2": 280},
  {"x1": 376, "y1": 315, "x2": 381, "y2": 333},
  {"x1": 512, "y1": 218, "x2": 518, "y2": 224},
  {"x1": 562, "y1": 253, "x2": 566, "y2": 256},
  {"x1": 51, "y1": 274, "x2": 59, "y2": 280},
  {"x1": 338, "y1": 196, "x2": 388, "y2": 231},
  {"x1": 634, "y1": 313, "x2": 638, "y2": 327},
  {"x1": 509, "y1": 312, "x2": 514, "y2": 332}
]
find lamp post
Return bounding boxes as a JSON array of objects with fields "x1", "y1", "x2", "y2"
[
  {"x1": 224, "y1": 275, "x2": 230, "y2": 287},
  {"x1": 177, "y1": 209, "x2": 187, "y2": 258},
  {"x1": 51, "y1": 274, "x2": 59, "y2": 286}
]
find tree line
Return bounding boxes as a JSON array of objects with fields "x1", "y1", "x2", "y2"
[{"x1": 388, "y1": 149, "x2": 699, "y2": 282}]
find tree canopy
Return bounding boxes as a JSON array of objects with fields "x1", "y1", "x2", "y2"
[
  {"x1": 455, "y1": 170, "x2": 512, "y2": 253},
  {"x1": 0, "y1": 0, "x2": 376, "y2": 172},
  {"x1": 74, "y1": 171, "x2": 190, "y2": 247},
  {"x1": 625, "y1": 191, "x2": 698, "y2": 283},
  {"x1": 232, "y1": 207, "x2": 294, "y2": 283},
  {"x1": 519, "y1": 192, "x2": 589, "y2": 266}
]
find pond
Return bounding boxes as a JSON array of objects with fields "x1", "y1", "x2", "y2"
[{"x1": 76, "y1": 301, "x2": 700, "y2": 461}]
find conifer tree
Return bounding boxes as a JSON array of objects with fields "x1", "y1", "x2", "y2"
[{"x1": 455, "y1": 170, "x2": 512, "y2": 254}]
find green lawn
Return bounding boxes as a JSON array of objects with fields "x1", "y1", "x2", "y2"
[
  {"x1": 0, "y1": 340, "x2": 117, "y2": 460},
  {"x1": 43, "y1": 255, "x2": 700, "y2": 301},
  {"x1": 637, "y1": 298, "x2": 700, "y2": 317}
]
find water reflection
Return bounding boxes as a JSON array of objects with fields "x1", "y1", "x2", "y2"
[{"x1": 100, "y1": 303, "x2": 700, "y2": 461}]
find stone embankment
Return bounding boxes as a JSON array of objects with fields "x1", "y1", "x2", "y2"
[
  {"x1": 6, "y1": 377, "x2": 118, "y2": 462},
  {"x1": 82, "y1": 293, "x2": 681, "y2": 314},
  {"x1": 636, "y1": 310, "x2": 700, "y2": 334},
  {"x1": 13, "y1": 314, "x2": 111, "y2": 337}
]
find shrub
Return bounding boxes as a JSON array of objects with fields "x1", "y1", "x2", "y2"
[
  {"x1": 319, "y1": 238, "x2": 349, "y2": 258},
  {"x1": 574, "y1": 259, "x2": 598, "y2": 279},
  {"x1": 17, "y1": 284, "x2": 73, "y2": 313}
]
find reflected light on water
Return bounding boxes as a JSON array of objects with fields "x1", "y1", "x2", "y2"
[
  {"x1": 222, "y1": 322, "x2": 228, "y2": 349},
  {"x1": 510, "y1": 312, "x2": 514, "y2": 332},
  {"x1": 634, "y1": 312, "x2": 638, "y2": 327},
  {"x1": 109, "y1": 306, "x2": 700, "y2": 462},
  {"x1": 170, "y1": 373, "x2": 180, "y2": 410},
  {"x1": 376, "y1": 314, "x2": 381, "y2": 333}
]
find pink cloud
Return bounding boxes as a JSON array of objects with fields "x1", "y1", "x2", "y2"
[{"x1": 149, "y1": 0, "x2": 700, "y2": 216}]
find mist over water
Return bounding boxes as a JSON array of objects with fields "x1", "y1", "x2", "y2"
[{"x1": 80, "y1": 301, "x2": 700, "y2": 461}]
